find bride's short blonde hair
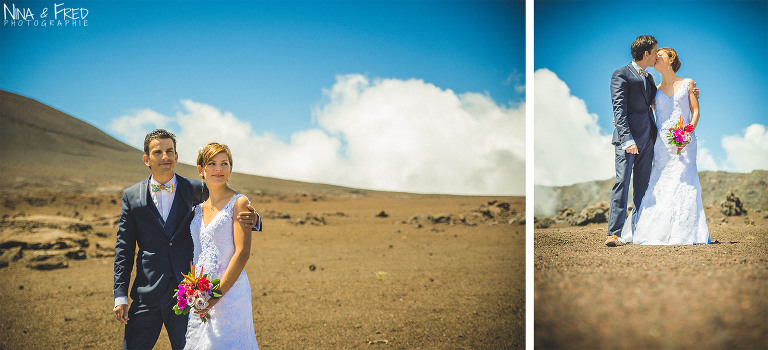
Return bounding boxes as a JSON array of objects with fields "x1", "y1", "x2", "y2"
[{"x1": 197, "y1": 142, "x2": 233, "y2": 178}]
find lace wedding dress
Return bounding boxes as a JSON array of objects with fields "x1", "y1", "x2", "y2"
[
  {"x1": 185, "y1": 194, "x2": 259, "y2": 349},
  {"x1": 621, "y1": 78, "x2": 710, "y2": 245}
]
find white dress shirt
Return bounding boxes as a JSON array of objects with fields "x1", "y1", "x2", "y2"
[
  {"x1": 115, "y1": 175, "x2": 178, "y2": 308},
  {"x1": 149, "y1": 175, "x2": 177, "y2": 222}
]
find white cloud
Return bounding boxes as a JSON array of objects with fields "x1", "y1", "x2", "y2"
[
  {"x1": 504, "y1": 69, "x2": 525, "y2": 94},
  {"x1": 108, "y1": 109, "x2": 172, "y2": 149},
  {"x1": 722, "y1": 123, "x2": 768, "y2": 172},
  {"x1": 108, "y1": 74, "x2": 525, "y2": 195},
  {"x1": 696, "y1": 145, "x2": 719, "y2": 171},
  {"x1": 534, "y1": 68, "x2": 613, "y2": 186}
]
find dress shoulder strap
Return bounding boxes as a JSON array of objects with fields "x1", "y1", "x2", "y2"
[
  {"x1": 225, "y1": 193, "x2": 247, "y2": 215},
  {"x1": 683, "y1": 78, "x2": 693, "y2": 91}
]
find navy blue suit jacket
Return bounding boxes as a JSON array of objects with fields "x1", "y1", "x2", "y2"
[
  {"x1": 113, "y1": 175, "x2": 206, "y2": 306},
  {"x1": 611, "y1": 63, "x2": 658, "y2": 151}
]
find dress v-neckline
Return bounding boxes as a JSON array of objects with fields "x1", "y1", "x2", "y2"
[
  {"x1": 658, "y1": 79, "x2": 687, "y2": 99},
  {"x1": 201, "y1": 194, "x2": 238, "y2": 229}
]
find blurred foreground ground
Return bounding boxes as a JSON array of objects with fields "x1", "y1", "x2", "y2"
[{"x1": 535, "y1": 206, "x2": 768, "y2": 349}]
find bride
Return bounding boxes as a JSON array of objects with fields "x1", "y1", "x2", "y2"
[
  {"x1": 184, "y1": 142, "x2": 259, "y2": 349},
  {"x1": 621, "y1": 48, "x2": 711, "y2": 245}
]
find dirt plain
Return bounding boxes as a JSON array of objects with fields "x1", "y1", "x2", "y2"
[
  {"x1": 534, "y1": 205, "x2": 768, "y2": 350},
  {"x1": 0, "y1": 189, "x2": 525, "y2": 350},
  {"x1": 0, "y1": 89, "x2": 525, "y2": 349}
]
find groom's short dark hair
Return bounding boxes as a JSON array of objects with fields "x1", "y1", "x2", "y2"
[
  {"x1": 631, "y1": 35, "x2": 657, "y2": 61},
  {"x1": 143, "y1": 129, "x2": 177, "y2": 155}
]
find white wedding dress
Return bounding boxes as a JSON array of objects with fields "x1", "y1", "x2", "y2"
[
  {"x1": 185, "y1": 194, "x2": 259, "y2": 349},
  {"x1": 621, "y1": 78, "x2": 710, "y2": 245}
]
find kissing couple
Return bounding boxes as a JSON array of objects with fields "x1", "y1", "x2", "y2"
[{"x1": 607, "y1": 35, "x2": 711, "y2": 246}]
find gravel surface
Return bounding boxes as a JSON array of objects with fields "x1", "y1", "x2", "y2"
[
  {"x1": 535, "y1": 208, "x2": 768, "y2": 350},
  {"x1": 0, "y1": 192, "x2": 525, "y2": 349}
]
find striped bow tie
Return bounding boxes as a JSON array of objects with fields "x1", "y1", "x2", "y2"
[
  {"x1": 151, "y1": 184, "x2": 173, "y2": 193},
  {"x1": 639, "y1": 68, "x2": 648, "y2": 77}
]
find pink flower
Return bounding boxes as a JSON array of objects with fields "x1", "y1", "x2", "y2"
[
  {"x1": 177, "y1": 296, "x2": 188, "y2": 310},
  {"x1": 176, "y1": 285, "x2": 186, "y2": 298}
]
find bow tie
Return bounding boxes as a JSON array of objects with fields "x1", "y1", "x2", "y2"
[
  {"x1": 639, "y1": 68, "x2": 649, "y2": 77},
  {"x1": 151, "y1": 183, "x2": 173, "y2": 193}
]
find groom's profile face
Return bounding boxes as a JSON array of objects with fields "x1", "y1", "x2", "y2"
[
  {"x1": 143, "y1": 138, "x2": 178, "y2": 175},
  {"x1": 647, "y1": 45, "x2": 658, "y2": 65}
]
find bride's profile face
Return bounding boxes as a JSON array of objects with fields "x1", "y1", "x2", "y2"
[
  {"x1": 654, "y1": 51, "x2": 670, "y2": 70},
  {"x1": 200, "y1": 152, "x2": 232, "y2": 185}
]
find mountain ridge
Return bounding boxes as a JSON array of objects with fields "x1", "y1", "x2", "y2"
[
  {"x1": 535, "y1": 170, "x2": 768, "y2": 216},
  {"x1": 0, "y1": 90, "x2": 459, "y2": 198}
]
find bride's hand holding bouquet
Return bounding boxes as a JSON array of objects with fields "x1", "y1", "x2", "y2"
[
  {"x1": 666, "y1": 115, "x2": 694, "y2": 155},
  {"x1": 172, "y1": 262, "x2": 223, "y2": 323}
]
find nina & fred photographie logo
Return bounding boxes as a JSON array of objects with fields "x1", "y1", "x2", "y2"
[{"x1": 3, "y1": 2, "x2": 88, "y2": 27}]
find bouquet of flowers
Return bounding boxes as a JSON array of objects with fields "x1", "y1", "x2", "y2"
[
  {"x1": 666, "y1": 115, "x2": 694, "y2": 155},
  {"x1": 173, "y1": 262, "x2": 222, "y2": 322}
]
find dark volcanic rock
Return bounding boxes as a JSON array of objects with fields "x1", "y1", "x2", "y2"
[
  {"x1": 27, "y1": 259, "x2": 69, "y2": 270},
  {"x1": 720, "y1": 192, "x2": 747, "y2": 216},
  {"x1": 556, "y1": 207, "x2": 575, "y2": 222},
  {"x1": 0, "y1": 247, "x2": 23, "y2": 268},
  {"x1": 569, "y1": 201, "x2": 609, "y2": 226},
  {"x1": 293, "y1": 214, "x2": 326, "y2": 226},
  {"x1": 535, "y1": 217, "x2": 555, "y2": 229}
]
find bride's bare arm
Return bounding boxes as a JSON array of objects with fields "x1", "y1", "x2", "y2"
[
  {"x1": 196, "y1": 196, "x2": 253, "y2": 315},
  {"x1": 688, "y1": 80, "x2": 700, "y2": 130},
  {"x1": 218, "y1": 196, "x2": 253, "y2": 294}
]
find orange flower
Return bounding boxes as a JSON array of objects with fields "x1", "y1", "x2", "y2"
[{"x1": 182, "y1": 262, "x2": 198, "y2": 284}]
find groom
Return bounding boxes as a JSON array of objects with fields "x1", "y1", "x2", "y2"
[
  {"x1": 113, "y1": 129, "x2": 261, "y2": 349},
  {"x1": 606, "y1": 35, "x2": 659, "y2": 247}
]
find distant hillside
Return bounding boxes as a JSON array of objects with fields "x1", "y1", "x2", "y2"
[
  {"x1": 0, "y1": 90, "x2": 416, "y2": 197},
  {"x1": 535, "y1": 170, "x2": 768, "y2": 216}
]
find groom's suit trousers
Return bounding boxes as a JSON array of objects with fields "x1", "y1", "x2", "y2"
[
  {"x1": 608, "y1": 63, "x2": 657, "y2": 237},
  {"x1": 608, "y1": 144, "x2": 654, "y2": 236}
]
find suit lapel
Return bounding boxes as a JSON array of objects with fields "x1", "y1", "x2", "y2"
[
  {"x1": 140, "y1": 176, "x2": 166, "y2": 232},
  {"x1": 627, "y1": 64, "x2": 649, "y2": 104},
  {"x1": 169, "y1": 176, "x2": 194, "y2": 240},
  {"x1": 648, "y1": 75, "x2": 656, "y2": 103},
  {"x1": 177, "y1": 176, "x2": 193, "y2": 215}
]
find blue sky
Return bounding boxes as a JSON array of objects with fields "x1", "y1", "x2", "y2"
[
  {"x1": 534, "y1": 0, "x2": 768, "y2": 186},
  {"x1": 1, "y1": 0, "x2": 526, "y2": 195}
]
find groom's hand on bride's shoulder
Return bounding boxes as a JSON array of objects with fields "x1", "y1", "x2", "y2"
[
  {"x1": 692, "y1": 81, "x2": 699, "y2": 99},
  {"x1": 236, "y1": 205, "x2": 259, "y2": 230},
  {"x1": 113, "y1": 304, "x2": 129, "y2": 324}
]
